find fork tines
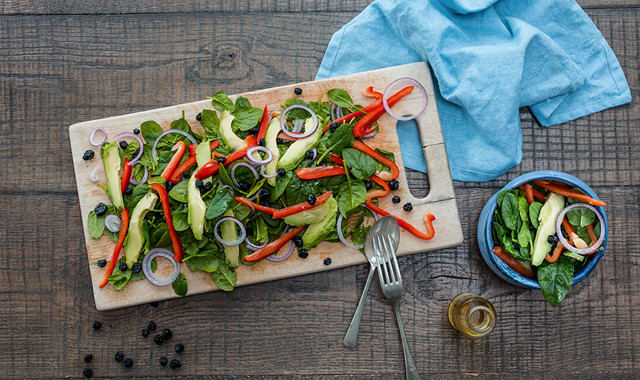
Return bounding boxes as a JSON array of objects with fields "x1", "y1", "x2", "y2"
[{"x1": 375, "y1": 235, "x2": 402, "y2": 285}]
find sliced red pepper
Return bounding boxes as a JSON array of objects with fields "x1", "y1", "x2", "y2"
[
  {"x1": 329, "y1": 154, "x2": 344, "y2": 165},
  {"x1": 272, "y1": 191, "x2": 333, "y2": 219},
  {"x1": 364, "y1": 200, "x2": 436, "y2": 240},
  {"x1": 195, "y1": 136, "x2": 257, "y2": 180},
  {"x1": 296, "y1": 166, "x2": 346, "y2": 180},
  {"x1": 161, "y1": 141, "x2": 187, "y2": 181},
  {"x1": 235, "y1": 197, "x2": 277, "y2": 215},
  {"x1": 244, "y1": 226, "x2": 306, "y2": 262},
  {"x1": 367, "y1": 176, "x2": 390, "y2": 201},
  {"x1": 546, "y1": 243, "x2": 564, "y2": 264},
  {"x1": 363, "y1": 86, "x2": 383, "y2": 100},
  {"x1": 532, "y1": 180, "x2": 606, "y2": 206},
  {"x1": 168, "y1": 156, "x2": 197, "y2": 184},
  {"x1": 322, "y1": 87, "x2": 387, "y2": 132},
  {"x1": 353, "y1": 86, "x2": 414, "y2": 137},
  {"x1": 277, "y1": 132, "x2": 299, "y2": 142},
  {"x1": 256, "y1": 105, "x2": 269, "y2": 141},
  {"x1": 531, "y1": 187, "x2": 546, "y2": 202},
  {"x1": 121, "y1": 158, "x2": 132, "y2": 194},
  {"x1": 352, "y1": 140, "x2": 399, "y2": 181},
  {"x1": 492, "y1": 246, "x2": 536, "y2": 279},
  {"x1": 585, "y1": 224, "x2": 598, "y2": 247},
  {"x1": 99, "y1": 208, "x2": 129, "y2": 289},
  {"x1": 150, "y1": 183, "x2": 184, "y2": 263}
]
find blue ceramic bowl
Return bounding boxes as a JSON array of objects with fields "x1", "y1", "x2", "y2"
[{"x1": 477, "y1": 170, "x2": 608, "y2": 288}]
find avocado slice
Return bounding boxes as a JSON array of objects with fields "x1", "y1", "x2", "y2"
[
  {"x1": 283, "y1": 201, "x2": 331, "y2": 226},
  {"x1": 124, "y1": 192, "x2": 158, "y2": 267},
  {"x1": 278, "y1": 118, "x2": 322, "y2": 171},
  {"x1": 263, "y1": 117, "x2": 282, "y2": 186},
  {"x1": 195, "y1": 140, "x2": 212, "y2": 185},
  {"x1": 302, "y1": 196, "x2": 338, "y2": 249},
  {"x1": 531, "y1": 192, "x2": 565, "y2": 266},
  {"x1": 187, "y1": 175, "x2": 206, "y2": 240},
  {"x1": 100, "y1": 141, "x2": 124, "y2": 211},
  {"x1": 220, "y1": 110, "x2": 248, "y2": 152},
  {"x1": 221, "y1": 210, "x2": 239, "y2": 268}
]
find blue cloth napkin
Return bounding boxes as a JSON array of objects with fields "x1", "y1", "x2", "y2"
[{"x1": 316, "y1": 0, "x2": 631, "y2": 181}]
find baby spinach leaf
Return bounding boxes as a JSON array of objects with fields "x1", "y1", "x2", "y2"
[
  {"x1": 172, "y1": 273, "x2": 188, "y2": 296},
  {"x1": 342, "y1": 148, "x2": 376, "y2": 181},
  {"x1": 150, "y1": 223, "x2": 169, "y2": 247},
  {"x1": 212, "y1": 264, "x2": 237, "y2": 291},
  {"x1": 171, "y1": 210, "x2": 190, "y2": 232},
  {"x1": 529, "y1": 202, "x2": 543, "y2": 228},
  {"x1": 108, "y1": 259, "x2": 132, "y2": 290},
  {"x1": 327, "y1": 89, "x2": 355, "y2": 108},
  {"x1": 518, "y1": 195, "x2": 529, "y2": 223},
  {"x1": 500, "y1": 192, "x2": 519, "y2": 231},
  {"x1": 200, "y1": 109, "x2": 220, "y2": 138},
  {"x1": 186, "y1": 255, "x2": 221, "y2": 273},
  {"x1": 567, "y1": 207, "x2": 596, "y2": 228},
  {"x1": 170, "y1": 116, "x2": 194, "y2": 135},
  {"x1": 232, "y1": 107, "x2": 263, "y2": 131},
  {"x1": 234, "y1": 96, "x2": 252, "y2": 110},
  {"x1": 518, "y1": 223, "x2": 533, "y2": 249},
  {"x1": 374, "y1": 148, "x2": 395, "y2": 172},
  {"x1": 140, "y1": 120, "x2": 163, "y2": 145},
  {"x1": 283, "y1": 98, "x2": 311, "y2": 120},
  {"x1": 169, "y1": 180, "x2": 189, "y2": 203},
  {"x1": 351, "y1": 225, "x2": 371, "y2": 246},
  {"x1": 127, "y1": 184, "x2": 150, "y2": 210},
  {"x1": 121, "y1": 140, "x2": 140, "y2": 163},
  {"x1": 492, "y1": 217, "x2": 505, "y2": 245},
  {"x1": 87, "y1": 211, "x2": 105, "y2": 239},
  {"x1": 212, "y1": 91, "x2": 235, "y2": 112},
  {"x1": 538, "y1": 255, "x2": 574, "y2": 306},
  {"x1": 206, "y1": 187, "x2": 233, "y2": 219},
  {"x1": 218, "y1": 164, "x2": 234, "y2": 189},
  {"x1": 338, "y1": 180, "x2": 367, "y2": 218},
  {"x1": 326, "y1": 123, "x2": 354, "y2": 155}
]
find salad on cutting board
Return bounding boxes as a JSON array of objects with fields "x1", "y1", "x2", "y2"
[{"x1": 79, "y1": 78, "x2": 441, "y2": 298}]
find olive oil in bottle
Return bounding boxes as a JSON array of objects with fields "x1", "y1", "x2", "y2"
[{"x1": 448, "y1": 293, "x2": 496, "y2": 338}]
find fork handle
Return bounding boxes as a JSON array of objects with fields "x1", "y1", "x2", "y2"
[
  {"x1": 343, "y1": 265, "x2": 376, "y2": 348},
  {"x1": 393, "y1": 302, "x2": 421, "y2": 380}
]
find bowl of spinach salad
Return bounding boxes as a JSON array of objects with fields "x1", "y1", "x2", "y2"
[{"x1": 477, "y1": 170, "x2": 608, "y2": 306}]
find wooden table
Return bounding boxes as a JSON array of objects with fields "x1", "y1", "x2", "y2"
[{"x1": 1, "y1": 1, "x2": 638, "y2": 378}]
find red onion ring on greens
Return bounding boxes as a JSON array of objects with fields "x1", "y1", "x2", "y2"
[
  {"x1": 213, "y1": 216, "x2": 246, "y2": 247},
  {"x1": 280, "y1": 104, "x2": 319, "y2": 139},
  {"x1": 142, "y1": 248, "x2": 180, "y2": 287},
  {"x1": 556, "y1": 203, "x2": 605, "y2": 255},
  {"x1": 151, "y1": 129, "x2": 197, "y2": 162},
  {"x1": 230, "y1": 162, "x2": 259, "y2": 188},
  {"x1": 336, "y1": 204, "x2": 379, "y2": 250},
  {"x1": 382, "y1": 77, "x2": 428, "y2": 121},
  {"x1": 246, "y1": 236, "x2": 269, "y2": 251},
  {"x1": 114, "y1": 132, "x2": 144, "y2": 166},
  {"x1": 105, "y1": 215, "x2": 122, "y2": 233},
  {"x1": 266, "y1": 240, "x2": 296, "y2": 262},
  {"x1": 246, "y1": 146, "x2": 273, "y2": 166},
  {"x1": 89, "y1": 127, "x2": 107, "y2": 146},
  {"x1": 260, "y1": 165, "x2": 278, "y2": 179},
  {"x1": 89, "y1": 166, "x2": 100, "y2": 182},
  {"x1": 129, "y1": 164, "x2": 148, "y2": 186},
  {"x1": 220, "y1": 184, "x2": 235, "y2": 198}
]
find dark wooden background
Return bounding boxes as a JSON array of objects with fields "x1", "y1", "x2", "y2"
[{"x1": 1, "y1": 1, "x2": 638, "y2": 378}]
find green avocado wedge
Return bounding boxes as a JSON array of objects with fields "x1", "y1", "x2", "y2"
[
  {"x1": 302, "y1": 196, "x2": 338, "y2": 249},
  {"x1": 100, "y1": 141, "x2": 124, "y2": 211},
  {"x1": 124, "y1": 192, "x2": 158, "y2": 268}
]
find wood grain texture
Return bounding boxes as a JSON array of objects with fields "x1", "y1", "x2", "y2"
[{"x1": 0, "y1": 3, "x2": 638, "y2": 379}]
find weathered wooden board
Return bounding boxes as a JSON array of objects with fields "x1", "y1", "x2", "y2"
[{"x1": 69, "y1": 62, "x2": 463, "y2": 310}]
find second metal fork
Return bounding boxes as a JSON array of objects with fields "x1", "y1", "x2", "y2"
[{"x1": 374, "y1": 234, "x2": 421, "y2": 380}]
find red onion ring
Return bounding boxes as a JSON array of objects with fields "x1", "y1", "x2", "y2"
[
  {"x1": 266, "y1": 240, "x2": 295, "y2": 262},
  {"x1": 89, "y1": 127, "x2": 107, "y2": 146},
  {"x1": 151, "y1": 129, "x2": 197, "y2": 162},
  {"x1": 143, "y1": 248, "x2": 180, "y2": 287},
  {"x1": 89, "y1": 166, "x2": 100, "y2": 182},
  {"x1": 360, "y1": 129, "x2": 379, "y2": 139},
  {"x1": 114, "y1": 132, "x2": 144, "y2": 166},
  {"x1": 336, "y1": 204, "x2": 379, "y2": 250},
  {"x1": 260, "y1": 165, "x2": 278, "y2": 179},
  {"x1": 555, "y1": 203, "x2": 605, "y2": 255},
  {"x1": 336, "y1": 105, "x2": 344, "y2": 119},
  {"x1": 302, "y1": 148, "x2": 317, "y2": 164},
  {"x1": 220, "y1": 184, "x2": 235, "y2": 198},
  {"x1": 246, "y1": 236, "x2": 269, "y2": 251},
  {"x1": 129, "y1": 164, "x2": 148, "y2": 186},
  {"x1": 246, "y1": 146, "x2": 273, "y2": 166},
  {"x1": 330, "y1": 102, "x2": 337, "y2": 121},
  {"x1": 230, "y1": 162, "x2": 259, "y2": 188},
  {"x1": 280, "y1": 105, "x2": 319, "y2": 139},
  {"x1": 213, "y1": 216, "x2": 246, "y2": 247},
  {"x1": 104, "y1": 214, "x2": 122, "y2": 233},
  {"x1": 382, "y1": 77, "x2": 428, "y2": 121}
]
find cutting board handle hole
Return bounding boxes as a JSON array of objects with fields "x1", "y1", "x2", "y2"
[{"x1": 396, "y1": 120, "x2": 430, "y2": 199}]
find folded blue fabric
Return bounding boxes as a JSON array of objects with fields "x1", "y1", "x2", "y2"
[{"x1": 316, "y1": 0, "x2": 630, "y2": 181}]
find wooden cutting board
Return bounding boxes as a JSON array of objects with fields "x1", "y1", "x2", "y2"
[{"x1": 69, "y1": 62, "x2": 463, "y2": 310}]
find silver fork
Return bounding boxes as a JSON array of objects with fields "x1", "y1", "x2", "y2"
[{"x1": 374, "y1": 234, "x2": 421, "y2": 380}]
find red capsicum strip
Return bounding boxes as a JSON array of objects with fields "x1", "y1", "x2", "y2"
[
  {"x1": 256, "y1": 105, "x2": 269, "y2": 141},
  {"x1": 121, "y1": 158, "x2": 132, "y2": 194},
  {"x1": 161, "y1": 141, "x2": 187, "y2": 181},
  {"x1": 99, "y1": 209, "x2": 129, "y2": 288},
  {"x1": 272, "y1": 191, "x2": 333, "y2": 219},
  {"x1": 329, "y1": 154, "x2": 344, "y2": 165},
  {"x1": 492, "y1": 246, "x2": 536, "y2": 279},
  {"x1": 364, "y1": 200, "x2": 436, "y2": 240},
  {"x1": 353, "y1": 86, "x2": 414, "y2": 137},
  {"x1": 521, "y1": 184, "x2": 535, "y2": 205},
  {"x1": 168, "y1": 156, "x2": 197, "y2": 184},
  {"x1": 296, "y1": 165, "x2": 346, "y2": 180},
  {"x1": 533, "y1": 180, "x2": 606, "y2": 206},
  {"x1": 235, "y1": 197, "x2": 277, "y2": 215},
  {"x1": 322, "y1": 87, "x2": 385, "y2": 132},
  {"x1": 244, "y1": 226, "x2": 306, "y2": 262},
  {"x1": 352, "y1": 140, "x2": 399, "y2": 181},
  {"x1": 150, "y1": 183, "x2": 184, "y2": 262},
  {"x1": 367, "y1": 176, "x2": 390, "y2": 201},
  {"x1": 195, "y1": 136, "x2": 257, "y2": 180}
]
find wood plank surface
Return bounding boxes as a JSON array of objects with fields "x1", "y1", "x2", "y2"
[{"x1": 0, "y1": 2, "x2": 638, "y2": 379}]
